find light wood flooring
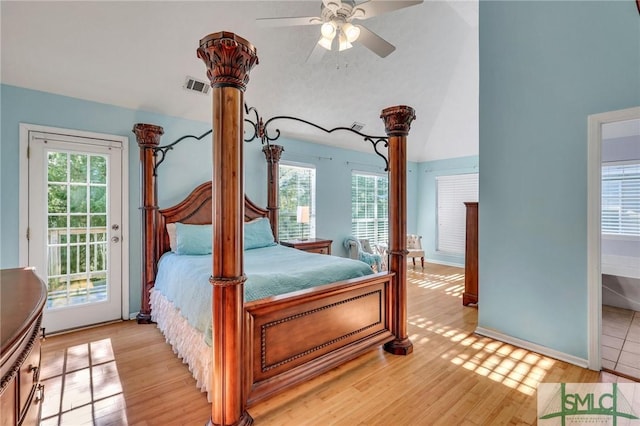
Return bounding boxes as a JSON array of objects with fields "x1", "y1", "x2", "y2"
[{"x1": 40, "y1": 263, "x2": 632, "y2": 425}]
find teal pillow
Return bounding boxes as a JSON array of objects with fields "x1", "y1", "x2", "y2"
[
  {"x1": 175, "y1": 223, "x2": 212, "y2": 255},
  {"x1": 244, "y1": 218, "x2": 276, "y2": 250}
]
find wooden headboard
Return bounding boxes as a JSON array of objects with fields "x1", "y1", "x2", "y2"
[{"x1": 154, "y1": 181, "x2": 270, "y2": 264}]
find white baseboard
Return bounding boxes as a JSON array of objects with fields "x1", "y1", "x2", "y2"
[
  {"x1": 129, "y1": 312, "x2": 139, "y2": 321},
  {"x1": 425, "y1": 258, "x2": 464, "y2": 268},
  {"x1": 474, "y1": 326, "x2": 590, "y2": 369}
]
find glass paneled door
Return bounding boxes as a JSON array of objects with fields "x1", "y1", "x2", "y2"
[{"x1": 28, "y1": 132, "x2": 123, "y2": 333}]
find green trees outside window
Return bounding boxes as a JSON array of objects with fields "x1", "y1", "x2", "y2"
[
  {"x1": 279, "y1": 164, "x2": 316, "y2": 240},
  {"x1": 46, "y1": 151, "x2": 108, "y2": 307},
  {"x1": 352, "y1": 172, "x2": 388, "y2": 246}
]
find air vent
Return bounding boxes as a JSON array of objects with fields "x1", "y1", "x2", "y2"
[
  {"x1": 183, "y1": 76, "x2": 210, "y2": 95},
  {"x1": 351, "y1": 122, "x2": 365, "y2": 132}
]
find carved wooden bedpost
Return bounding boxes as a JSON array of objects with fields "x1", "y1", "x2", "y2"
[
  {"x1": 262, "y1": 144, "x2": 284, "y2": 241},
  {"x1": 381, "y1": 105, "x2": 416, "y2": 356},
  {"x1": 132, "y1": 123, "x2": 164, "y2": 324},
  {"x1": 197, "y1": 32, "x2": 258, "y2": 426}
]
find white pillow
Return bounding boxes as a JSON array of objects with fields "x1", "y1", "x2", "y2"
[{"x1": 166, "y1": 223, "x2": 177, "y2": 252}]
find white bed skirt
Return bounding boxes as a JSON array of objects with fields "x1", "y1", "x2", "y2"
[{"x1": 150, "y1": 289, "x2": 212, "y2": 402}]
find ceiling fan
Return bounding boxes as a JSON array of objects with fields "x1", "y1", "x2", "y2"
[{"x1": 257, "y1": 0, "x2": 424, "y2": 63}]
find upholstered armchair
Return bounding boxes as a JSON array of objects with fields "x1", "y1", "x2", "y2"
[
  {"x1": 344, "y1": 237, "x2": 383, "y2": 272},
  {"x1": 407, "y1": 234, "x2": 424, "y2": 268}
]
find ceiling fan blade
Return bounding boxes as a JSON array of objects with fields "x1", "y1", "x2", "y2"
[
  {"x1": 306, "y1": 38, "x2": 327, "y2": 64},
  {"x1": 356, "y1": 25, "x2": 395, "y2": 58},
  {"x1": 256, "y1": 16, "x2": 321, "y2": 27},
  {"x1": 353, "y1": 0, "x2": 423, "y2": 20}
]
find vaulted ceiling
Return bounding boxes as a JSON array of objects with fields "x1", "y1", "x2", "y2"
[{"x1": 1, "y1": 1, "x2": 478, "y2": 162}]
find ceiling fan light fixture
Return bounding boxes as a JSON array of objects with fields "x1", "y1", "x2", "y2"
[
  {"x1": 342, "y1": 22, "x2": 360, "y2": 43},
  {"x1": 338, "y1": 32, "x2": 352, "y2": 51},
  {"x1": 320, "y1": 21, "x2": 337, "y2": 39},
  {"x1": 257, "y1": 0, "x2": 424, "y2": 61}
]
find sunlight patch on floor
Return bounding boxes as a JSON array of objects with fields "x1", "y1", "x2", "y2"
[
  {"x1": 40, "y1": 338, "x2": 127, "y2": 426},
  {"x1": 409, "y1": 270, "x2": 465, "y2": 298},
  {"x1": 451, "y1": 334, "x2": 554, "y2": 396},
  {"x1": 407, "y1": 266, "x2": 553, "y2": 397},
  {"x1": 407, "y1": 316, "x2": 550, "y2": 395},
  {"x1": 408, "y1": 319, "x2": 470, "y2": 343}
]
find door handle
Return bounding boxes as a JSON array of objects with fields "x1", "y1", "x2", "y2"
[{"x1": 111, "y1": 236, "x2": 120, "y2": 243}]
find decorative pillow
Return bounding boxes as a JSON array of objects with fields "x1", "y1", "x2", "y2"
[
  {"x1": 175, "y1": 223, "x2": 212, "y2": 255},
  {"x1": 166, "y1": 223, "x2": 177, "y2": 252},
  {"x1": 244, "y1": 217, "x2": 276, "y2": 250}
]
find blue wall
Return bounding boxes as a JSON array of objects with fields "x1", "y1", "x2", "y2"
[
  {"x1": 0, "y1": 84, "x2": 418, "y2": 316},
  {"x1": 479, "y1": 1, "x2": 640, "y2": 359},
  {"x1": 417, "y1": 155, "x2": 479, "y2": 266},
  {"x1": 1, "y1": 84, "x2": 211, "y2": 315},
  {"x1": 273, "y1": 137, "x2": 419, "y2": 257}
]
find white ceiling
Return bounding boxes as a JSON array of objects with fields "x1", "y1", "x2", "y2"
[{"x1": 1, "y1": 1, "x2": 478, "y2": 162}]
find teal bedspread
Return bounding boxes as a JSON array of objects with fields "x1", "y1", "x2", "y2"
[{"x1": 154, "y1": 244, "x2": 373, "y2": 345}]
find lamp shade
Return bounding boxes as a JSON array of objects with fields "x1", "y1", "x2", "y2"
[
  {"x1": 296, "y1": 206, "x2": 310, "y2": 224},
  {"x1": 342, "y1": 23, "x2": 360, "y2": 43},
  {"x1": 338, "y1": 32, "x2": 352, "y2": 51},
  {"x1": 318, "y1": 36, "x2": 333, "y2": 50},
  {"x1": 321, "y1": 21, "x2": 337, "y2": 39}
]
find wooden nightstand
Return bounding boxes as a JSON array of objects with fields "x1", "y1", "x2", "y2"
[{"x1": 280, "y1": 238, "x2": 332, "y2": 255}]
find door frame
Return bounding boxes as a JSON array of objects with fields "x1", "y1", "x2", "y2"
[
  {"x1": 18, "y1": 123, "x2": 130, "y2": 322},
  {"x1": 587, "y1": 106, "x2": 640, "y2": 370}
]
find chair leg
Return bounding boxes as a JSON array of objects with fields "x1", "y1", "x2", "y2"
[
  {"x1": 421, "y1": 257, "x2": 424, "y2": 268},
  {"x1": 412, "y1": 258, "x2": 415, "y2": 266}
]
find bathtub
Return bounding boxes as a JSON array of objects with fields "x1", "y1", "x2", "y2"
[{"x1": 602, "y1": 254, "x2": 640, "y2": 312}]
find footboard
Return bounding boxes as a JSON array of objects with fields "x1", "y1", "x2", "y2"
[{"x1": 244, "y1": 272, "x2": 395, "y2": 406}]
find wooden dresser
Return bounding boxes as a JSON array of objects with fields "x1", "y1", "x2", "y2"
[
  {"x1": 463, "y1": 202, "x2": 478, "y2": 306},
  {"x1": 280, "y1": 238, "x2": 332, "y2": 255},
  {"x1": 0, "y1": 268, "x2": 47, "y2": 426}
]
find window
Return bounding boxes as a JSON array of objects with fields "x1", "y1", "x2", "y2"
[
  {"x1": 436, "y1": 173, "x2": 479, "y2": 255},
  {"x1": 602, "y1": 162, "x2": 640, "y2": 237},
  {"x1": 278, "y1": 163, "x2": 316, "y2": 240},
  {"x1": 352, "y1": 172, "x2": 388, "y2": 245}
]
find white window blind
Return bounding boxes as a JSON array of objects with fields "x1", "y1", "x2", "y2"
[
  {"x1": 602, "y1": 162, "x2": 640, "y2": 236},
  {"x1": 352, "y1": 172, "x2": 388, "y2": 245},
  {"x1": 436, "y1": 173, "x2": 479, "y2": 255},
  {"x1": 278, "y1": 163, "x2": 316, "y2": 240}
]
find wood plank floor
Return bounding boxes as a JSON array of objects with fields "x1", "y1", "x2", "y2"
[{"x1": 40, "y1": 263, "x2": 631, "y2": 425}]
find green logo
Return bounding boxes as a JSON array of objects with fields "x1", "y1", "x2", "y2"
[{"x1": 538, "y1": 383, "x2": 639, "y2": 425}]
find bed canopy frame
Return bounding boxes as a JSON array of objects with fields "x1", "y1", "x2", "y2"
[{"x1": 132, "y1": 31, "x2": 415, "y2": 426}]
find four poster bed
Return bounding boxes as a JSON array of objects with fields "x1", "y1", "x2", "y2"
[{"x1": 133, "y1": 32, "x2": 415, "y2": 425}]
